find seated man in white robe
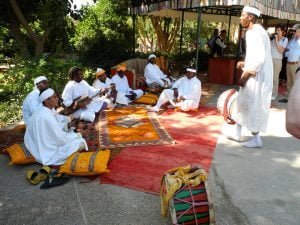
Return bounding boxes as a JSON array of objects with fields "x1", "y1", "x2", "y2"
[
  {"x1": 22, "y1": 76, "x2": 48, "y2": 125},
  {"x1": 93, "y1": 68, "x2": 117, "y2": 109},
  {"x1": 62, "y1": 67, "x2": 107, "y2": 122},
  {"x1": 24, "y1": 88, "x2": 88, "y2": 166},
  {"x1": 111, "y1": 64, "x2": 143, "y2": 105},
  {"x1": 144, "y1": 54, "x2": 172, "y2": 88},
  {"x1": 147, "y1": 68, "x2": 201, "y2": 112}
]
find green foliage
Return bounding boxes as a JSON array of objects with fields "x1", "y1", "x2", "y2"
[
  {"x1": 0, "y1": 102, "x2": 22, "y2": 128},
  {"x1": 0, "y1": 55, "x2": 96, "y2": 127},
  {"x1": 72, "y1": 0, "x2": 133, "y2": 67},
  {"x1": 0, "y1": 0, "x2": 75, "y2": 57}
]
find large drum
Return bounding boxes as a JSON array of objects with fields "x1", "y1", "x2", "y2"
[
  {"x1": 161, "y1": 165, "x2": 215, "y2": 225},
  {"x1": 217, "y1": 89, "x2": 238, "y2": 124}
]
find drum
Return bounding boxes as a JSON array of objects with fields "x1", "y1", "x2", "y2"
[
  {"x1": 161, "y1": 166, "x2": 215, "y2": 225},
  {"x1": 217, "y1": 89, "x2": 238, "y2": 124}
]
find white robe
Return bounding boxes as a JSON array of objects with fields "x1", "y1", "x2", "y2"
[
  {"x1": 24, "y1": 106, "x2": 87, "y2": 165},
  {"x1": 233, "y1": 24, "x2": 273, "y2": 133},
  {"x1": 156, "y1": 76, "x2": 201, "y2": 111},
  {"x1": 111, "y1": 74, "x2": 143, "y2": 105},
  {"x1": 92, "y1": 78, "x2": 116, "y2": 109},
  {"x1": 62, "y1": 80, "x2": 104, "y2": 122},
  {"x1": 144, "y1": 63, "x2": 171, "y2": 87},
  {"x1": 22, "y1": 89, "x2": 41, "y2": 125}
]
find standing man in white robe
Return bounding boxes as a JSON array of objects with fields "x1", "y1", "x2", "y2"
[
  {"x1": 144, "y1": 54, "x2": 172, "y2": 88},
  {"x1": 147, "y1": 68, "x2": 201, "y2": 112},
  {"x1": 93, "y1": 68, "x2": 117, "y2": 109},
  {"x1": 111, "y1": 64, "x2": 143, "y2": 105},
  {"x1": 62, "y1": 67, "x2": 107, "y2": 122},
  {"x1": 22, "y1": 76, "x2": 48, "y2": 125},
  {"x1": 24, "y1": 88, "x2": 88, "y2": 166},
  {"x1": 230, "y1": 6, "x2": 273, "y2": 148}
]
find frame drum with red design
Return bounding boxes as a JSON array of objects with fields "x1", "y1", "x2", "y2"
[{"x1": 217, "y1": 89, "x2": 238, "y2": 124}]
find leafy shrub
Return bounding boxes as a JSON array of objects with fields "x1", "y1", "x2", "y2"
[
  {"x1": 0, "y1": 55, "x2": 94, "y2": 127},
  {"x1": 0, "y1": 102, "x2": 22, "y2": 128}
]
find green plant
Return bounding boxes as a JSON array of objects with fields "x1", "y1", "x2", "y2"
[
  {"x1": 0, "y1": 55, "x2": 95, "y2": 127},
  {"x1": 0, "y1": 101, "x2": 22, "y2": 128}
]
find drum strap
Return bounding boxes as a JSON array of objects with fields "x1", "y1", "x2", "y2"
[
  {"x1": 223, "y1": 89, "x2": 237, "y2": 124},
  {"x1": 160, "y1": 165, "x2": 208, "y2": 217}
]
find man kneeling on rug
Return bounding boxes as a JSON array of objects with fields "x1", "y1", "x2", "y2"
[
  {"x1": 25, "y1": 88, "x2": 88, "y2": 166},
  {"x1": 147, "y1": 68, "x2": 201, "y2": 112}
]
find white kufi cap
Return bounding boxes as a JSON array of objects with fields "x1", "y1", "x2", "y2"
[
  {"x1": 242, "y1": 6, "x2": 260, "y2": 17},
  {"x1": 34, "y1": 76, "x2": 47, "y2": 85},
  {"x1": 39, "y1": 88, "x2": 55, "y2": 103},
  {"x1": 148, "y1": 54, "x2": 156, "y2": 60},
  {"x1": 186, "y1": 68, "x2": 197, "y2": 73}
]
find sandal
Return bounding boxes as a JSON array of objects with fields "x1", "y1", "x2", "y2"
[
  {"x1": 26, "y1": 170, "x2": 41, "y2": 185},
  {"x1": 40, "y1": 175, "x2": 70, "y2": 189},
  {"x1": 39, "y1": 166, "x2": 51, "y2": 181}
]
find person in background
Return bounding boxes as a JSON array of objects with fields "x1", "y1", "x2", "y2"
[
  {"x1": 279, "y1": 24, "x2": 300, "y2": 103},
  {"x1": 207, "y1": 28, "x2": 219, "y2": 52},
  {"x1": 212, "y1": 29, "x2": 227, "y2": 57},
  {"x1": 271, "y1": 24, "x2": 288, "y2": 100},
  {"x1": 22, "y1": 76, "x2": 48, "y2": 125}
]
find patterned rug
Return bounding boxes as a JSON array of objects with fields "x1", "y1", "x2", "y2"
[
  {"x1": 98, "y1": 106, "x2": 174, "y2": 149},
  {"x1": 0, "y1": 124, "x2": 25, "y2": 154}
]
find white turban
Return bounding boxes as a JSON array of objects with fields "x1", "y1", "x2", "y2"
[
  {"x1": 39, "y1": 88, "x2": 55, "y2": 103},
  {"x1": 34, "y1": 76, "x2": 47, "y2": 85},
  {"x1": 186, "y1": 68, "x2": 197, "y2": 73},
  {"x1": 242, "y1": 6, "x2": 260, "y2": 17},
  {"x1": 148, "y1": 54, "x2": 156, "y2": 60}
]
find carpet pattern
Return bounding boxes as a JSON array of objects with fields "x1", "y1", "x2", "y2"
[
  {"x1": 101, "y1": 106, "x2": 223, "y2": 194},
  {"x1": 98, "y1": 106, "x2": 174, "y2": 149},
  {"x1": 0, "y1": 124, "x2": 25, "y2": 154}
]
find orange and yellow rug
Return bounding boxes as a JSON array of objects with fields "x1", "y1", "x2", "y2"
[{"x1": 98, "y1": 106, "x2": 174, "y2": 148}]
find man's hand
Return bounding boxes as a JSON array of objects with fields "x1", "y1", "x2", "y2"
[
  {"x1": 178, "y1": 96, "x2": 185, "y2": 101},
  {"x1": 238, "y1": 71, "x2": 252, "y2": 87},
  {"x1": 237, "y1": 61, "x2": 245, "y2": 69}
]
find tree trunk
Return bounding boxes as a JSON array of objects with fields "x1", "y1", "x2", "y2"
[
  {"x1": 9, "y1": 0, "x2": 48, "y2": 57},
  {"x1": 9, "y1": 22, "x2": 31, "y2": 58},
  {"x1": 150, "y1": 16, "x2": 180, "y2": 52}
]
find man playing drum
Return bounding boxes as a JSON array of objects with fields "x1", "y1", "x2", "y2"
[{"x1": 229, "y1": 6, "x2": 273, "y2": 148}]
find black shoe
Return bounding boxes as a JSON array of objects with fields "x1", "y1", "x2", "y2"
[
  {"x1": 40, "y1": 176, "x2": 70, "y2": 189},
  {"x1": 278, "y1": 98, "x2": 288, "y2": 103}
]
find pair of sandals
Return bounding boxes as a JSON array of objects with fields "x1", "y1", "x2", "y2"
[{"x1": 26, "y1": 166, "x2": 69, "y2": 189}]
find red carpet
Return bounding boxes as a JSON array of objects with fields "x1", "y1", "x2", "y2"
[{"x1": 101, "y1": 106, "x2": 223, "y2": 194}]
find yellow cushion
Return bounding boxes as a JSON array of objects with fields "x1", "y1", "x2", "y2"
[
  {"x1": 5, "y1": 143, "x2": 36, "y2": 165},
  {"x1": 134, "y1": 93, "x2": 158, "y2": 105},
  {"x1": 59, "y1": 150, "x2": 110, "y2": 176}
]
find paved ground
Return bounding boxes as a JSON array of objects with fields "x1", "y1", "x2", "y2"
[{"x1": 1, "y1": 91, "x2": 299, "y2": 225}]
